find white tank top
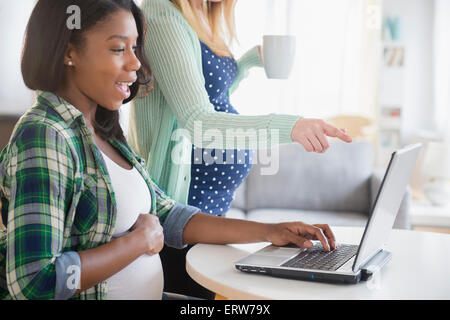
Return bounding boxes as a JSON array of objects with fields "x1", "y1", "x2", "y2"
[{"x1": 101, "y1": 151, "x2": 164, "y2": 300}]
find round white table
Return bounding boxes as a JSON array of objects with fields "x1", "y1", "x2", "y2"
[{"x1": 186, "y1": 227, "x2": 450, "y2": 299}]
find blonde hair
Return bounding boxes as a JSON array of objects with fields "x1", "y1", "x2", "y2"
[{"x1": 172, "y1": 0, "x2": 237, "y2": 57}]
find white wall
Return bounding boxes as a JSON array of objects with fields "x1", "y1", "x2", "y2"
[
  {"x1": 0, "y1": 1, "x2": 36, "y2": 116},
  {"x1": 433, "y1": 0, "x2": 450, "y2": 142},
  {"x1": 382, "y1": 0, "x2": 436, "y2": 139}
]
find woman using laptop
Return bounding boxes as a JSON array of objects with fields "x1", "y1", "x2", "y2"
[
  {"x1": 0, "y1": 0, "x2": 336, "y2": 300},
  {"x1": 128, "y1": 0, "x2": 351, "y2": 299}
]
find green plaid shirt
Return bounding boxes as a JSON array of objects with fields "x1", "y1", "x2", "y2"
[{"x1": 0, "y1": 91, "x2": 181, "y2": 300}]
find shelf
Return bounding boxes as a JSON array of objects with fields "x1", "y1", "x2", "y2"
[{"x1": 379, "y1": 122, "x2": 401, "y2": 131}]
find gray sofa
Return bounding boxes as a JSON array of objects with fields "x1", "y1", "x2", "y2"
[
  {"x1": 227, "y1": 141, "x2": 411, "y2": 230},
  {"x1": 0, "y1": 115, "x2": 20, "y2": 151}
]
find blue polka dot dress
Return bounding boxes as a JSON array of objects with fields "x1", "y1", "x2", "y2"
[{"x1": 187, "y1": 41, "x2": 254, "y2": 216}]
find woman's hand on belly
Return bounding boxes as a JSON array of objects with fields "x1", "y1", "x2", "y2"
[
  {"x1": 75, "y1": 214, "x2": 163, "y2": 294},
  {"x1": 130, "y1": 214, "x2": 164, "y2": 255}
]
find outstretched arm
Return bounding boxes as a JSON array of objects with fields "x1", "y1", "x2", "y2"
[{"x1": 182, "y1": 212, "x2": 337, "y2": 251}]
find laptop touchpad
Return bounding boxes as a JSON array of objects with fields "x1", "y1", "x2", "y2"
[{"x1": 237, "y1": 245, "x2": 303, "y2": 267}]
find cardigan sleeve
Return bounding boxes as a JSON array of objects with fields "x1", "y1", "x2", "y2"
[
  {"x1": 140, "y1": 7, "x2": 300, "y2": 150},
  {"x1": 229, "y1": 45, "x2": 263, "y2": 95}
]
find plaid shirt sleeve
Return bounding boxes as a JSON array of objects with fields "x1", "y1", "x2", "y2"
[
  {"x1": 149, "y1": 177, "x2": 176, "y2": 221},
  {"x1": 5, "y1": 123, "x2": 75, "y2": 300}
]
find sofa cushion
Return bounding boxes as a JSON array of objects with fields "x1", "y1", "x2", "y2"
[
  {"x1": 245, "y1": 209, "x2": 369, "y2": 227},
  {"x1": 245, "y1": 141, "x2": 374, "y2": 214},
  {"x1": 231, "y1": 181, "x2": 246, "y2": 211},
  {"x1": 224, "y1": 207, "x2": 247, "y2": 220}
]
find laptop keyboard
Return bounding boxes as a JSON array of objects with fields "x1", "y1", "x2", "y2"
[{"x1": 281, "y1": 243, "x2": 359, "y2": 271}]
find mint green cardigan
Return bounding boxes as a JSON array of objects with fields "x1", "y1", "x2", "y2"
[{"x1": 127, "y1": 0, "x2": 300, "y2": 204}]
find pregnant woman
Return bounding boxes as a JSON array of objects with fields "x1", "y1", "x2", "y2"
[{"x1": 0, "y1": 0, "x2": 337, "y2": 300}]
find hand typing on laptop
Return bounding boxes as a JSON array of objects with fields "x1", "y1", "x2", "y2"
[{"x1": 265, "y1": 222, "x2": 337, "y2": 252}]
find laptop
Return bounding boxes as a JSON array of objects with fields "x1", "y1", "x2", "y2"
[{"x1": 235, "y1": 144, "x2": 422, "y2": 284}]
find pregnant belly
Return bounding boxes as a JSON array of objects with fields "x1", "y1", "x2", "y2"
[{"x1": 106, "y1": 252, "x2": 164, "y2": 300}]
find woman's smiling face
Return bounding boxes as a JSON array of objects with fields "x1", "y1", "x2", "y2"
[{"x1": 65, "y1": 9, "x2": 141, "y2": 111}]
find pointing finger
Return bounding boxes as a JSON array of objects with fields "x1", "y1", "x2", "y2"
[{"x1": 324, "y1": 124, "x2": 352, "y2": 143}]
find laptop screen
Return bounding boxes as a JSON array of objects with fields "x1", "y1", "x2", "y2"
[{"x1": 352, "y1": 144, "x2": 421, "y2": 272}]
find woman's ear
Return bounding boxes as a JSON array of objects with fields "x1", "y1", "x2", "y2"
[{"x1": 64, "y1": 43, "x2": 77, "y2": 67}]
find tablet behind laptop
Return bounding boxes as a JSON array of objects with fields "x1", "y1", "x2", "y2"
[{"x1": 235, "y1": 144, "x2": 422, "y2": 284}]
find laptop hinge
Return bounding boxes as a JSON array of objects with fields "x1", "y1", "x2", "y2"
[{"x1": 358, "y1": 250, "x2": 392, "y2": 281}]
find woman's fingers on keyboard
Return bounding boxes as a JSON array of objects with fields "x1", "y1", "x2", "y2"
[
  {"x1": 302, "y1": 224, "x2": 330, "y2": 251},
  {"x1": 273, "y1": 222, "x2": 334, "y2": 251},
  {"x1": 314, "y1": 224, "x2": 337, "y2": 250}
]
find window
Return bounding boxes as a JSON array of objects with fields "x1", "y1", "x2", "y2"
[{"x1": 230, "y1": 0, "x2": 381, "y2": 120}]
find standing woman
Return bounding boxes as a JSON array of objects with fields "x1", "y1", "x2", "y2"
[{"x1": 128, "y1": 0, "x2": 352, "y2": 299}]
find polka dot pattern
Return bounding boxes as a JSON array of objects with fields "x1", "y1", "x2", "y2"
[{"x1": 187, "y1": 41, "x2": 254, "y2": 216}]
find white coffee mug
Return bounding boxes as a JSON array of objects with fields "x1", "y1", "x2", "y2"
[{"x1": 262, "y1": 35, "x2": 296, "y2": 79}]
